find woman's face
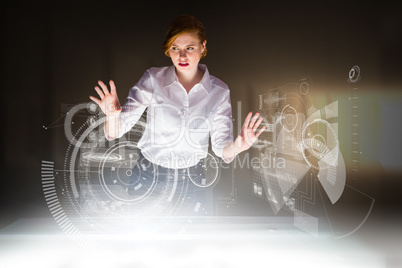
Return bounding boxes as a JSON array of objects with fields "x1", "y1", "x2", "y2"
[{"x1": 169, "y1": 32, "x2": 206, "y2": 75}]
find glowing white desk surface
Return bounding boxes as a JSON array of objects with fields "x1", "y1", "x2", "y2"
[{"x1": 0, "y1": 217, "x2": 395, "y2": 268}]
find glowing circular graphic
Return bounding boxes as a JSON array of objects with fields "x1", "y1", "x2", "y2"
[
  {"x1": 299, "y1": 82, "x2": 309, "y2": 95},
  {"x1": 302, "y1": 119, "x2": 339, "y2": 170},
  {"x1": 87, "y1": 102, "x2": 98, "y2": 113},
  {"x1": 348, "y1": 65, "x2": 361, "y2": 83},
  {"x1": 187, "y1": 153, "x2": 220, "y2": 188},
  {"x1": 99, "y1": 141, "x2": 159, "y2": 203},
  {"x1": 299, "y1": 77, "x2": 312, "y2": 95},
  {"x1": 58, "y1": 103, "x2": 203, "y2": 238},
  {"x1": 88, "y1": 131, "x2": 98, "y2": 142},
  {"x1": 88, "y1": 116, "x2": 96, "y2": 126},
  {"x1": 281, "y1": 104, "x2": 298, "y2": 132}
]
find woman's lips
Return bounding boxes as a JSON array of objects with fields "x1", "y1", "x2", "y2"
[{"x1": 178, "y1": 62, "x2": 189, "y2": 67}]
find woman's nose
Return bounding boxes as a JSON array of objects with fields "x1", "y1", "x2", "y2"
[{"x1": 179, "y1": 50, "x2": 187, "y2": 58}]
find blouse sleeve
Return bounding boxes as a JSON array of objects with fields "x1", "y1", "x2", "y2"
[
  {"x1": 210, "y1": 89, "x2": 234, "y2": 162},
  {"x1": 108, "y1": 69, "x2": 154, "y2": 139}
]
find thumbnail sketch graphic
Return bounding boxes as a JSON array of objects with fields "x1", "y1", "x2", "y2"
[{"x1": 252, "y1": 67, "x2": 374, "y2": 238}]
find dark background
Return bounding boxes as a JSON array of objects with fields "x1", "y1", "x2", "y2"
[{"x1": 1, "y1": 0, "x2": 401, "y2": 236}]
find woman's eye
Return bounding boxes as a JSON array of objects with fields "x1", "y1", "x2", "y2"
[
  {"x1": 187, "y1": 47, "x2": 194, "y2": 51},
  {"x1": 172, "y1": 47, "x2": 179, "y2": 51}
]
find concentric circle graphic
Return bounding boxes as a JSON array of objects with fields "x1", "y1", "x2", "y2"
[
  {"x1": 99, "y1": 141, "x2": 159, "y2": 204},
  {"x1": 301, "y1": 119, "x2": 339, "y2": 170},
  {"x1": 187, "y1": 153, "x2": 220, "y2": 188},
  {"x1": 281, "y1": 104, "x2": 298, "y2": 132},
  {"x1": 348, "y1": 65, "x2": 361, "y2": 83},
  {"x1": 47, "y1": 102, "x2": 213, "y2": 241}
]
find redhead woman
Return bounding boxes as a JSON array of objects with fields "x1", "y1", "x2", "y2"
[{"x1": 89, "y1": 15, "x2": 265, "y2": 214}]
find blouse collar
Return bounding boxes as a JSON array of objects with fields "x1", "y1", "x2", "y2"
[{"x1": 164, "y1": 64, "x2": 211, "y2": 94}]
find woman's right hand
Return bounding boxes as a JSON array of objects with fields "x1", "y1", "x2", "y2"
[{"x1": 89, "y1": 80, "x2": 122, "y2": 116}]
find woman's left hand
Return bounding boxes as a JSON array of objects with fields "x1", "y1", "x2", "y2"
[{"x1": 235, "y1": 112, "x2": 266, "y2": 153}]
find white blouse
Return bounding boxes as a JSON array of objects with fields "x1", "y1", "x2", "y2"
[{"x1": 116, "y1": 64, "x2": 233, "y2": 169}]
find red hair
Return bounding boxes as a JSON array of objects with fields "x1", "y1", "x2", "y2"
[{"x1": 163, "y1": 15, "x2": 207, "y2": 59}]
